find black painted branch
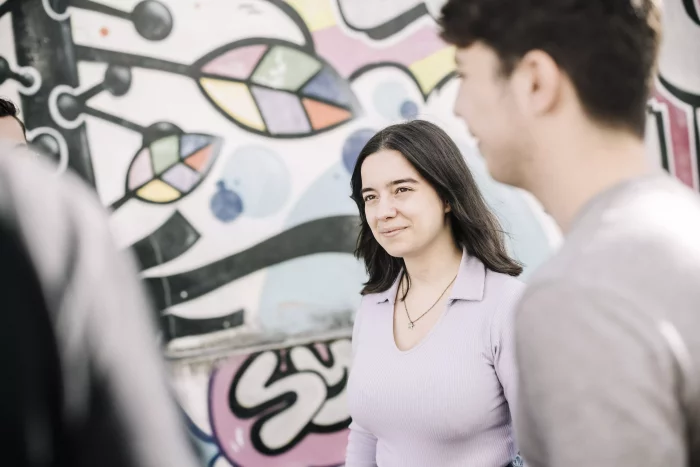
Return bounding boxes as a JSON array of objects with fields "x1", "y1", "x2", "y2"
[
  {"x1": 161, "y1": 309, "x2": 244, "y2": 341},
  {"x1": 129, "y1": 210, "x2": 201, "y2": 271},
  {"x1": 12, "y1": 1, "x2": 95, "y2": 186},
  {"x1": 84, "y1": 106, "x2": 145, "y2": 134},
  {"x1": 146, "y1": 215, "x2": 360, "y2": 310},
  {"x1": 75, "y1": 45, "x2": 192, "y2": 76},
  {"x1": 71, "y1": 0, "x2": 131, "y2": 20}
]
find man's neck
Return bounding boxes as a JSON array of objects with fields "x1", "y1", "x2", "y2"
[{"x1": 527, "y1": 132, "x2": 652, "y2": 233}]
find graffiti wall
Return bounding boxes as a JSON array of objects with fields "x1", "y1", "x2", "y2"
[{"x1": 1, "y1": 0, "x2": 697, "y2": 466}]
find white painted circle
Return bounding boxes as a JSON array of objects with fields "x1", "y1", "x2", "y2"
[
  {"x1": 25, "y1": 126, "x2": 69, "y2": 176},
  {"x1": 16, "y1": 66, "x2": 42, "y2": 96},
  {"x1": 49, "y1": 85, "x2": 86, "y2": 130},
  {"x1": 42, "y1": 0, "x2": 72, "y2": 21}
]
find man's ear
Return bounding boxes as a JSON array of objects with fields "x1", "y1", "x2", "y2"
[{"x1": 512, "y1": 49, "x2": 562, "y2": 118}]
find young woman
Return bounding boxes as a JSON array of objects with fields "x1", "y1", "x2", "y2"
[{"x1": 346, "y1": 120, "x2": 525, "y2": 467}]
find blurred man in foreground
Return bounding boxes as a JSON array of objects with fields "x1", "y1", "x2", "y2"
[
  {"x1": 0, "y1": 143, "x2": 199, "y2": 467},
  {"x1": 440, "y1": 0, "x2": 700, "y2": 465},
  {"x1": 0, "y1": 97, "x2": 27, "y2": 145}
]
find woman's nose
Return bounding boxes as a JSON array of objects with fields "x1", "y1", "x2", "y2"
[{"x1": 375, "y1": 198, "x2": 397, "y2": 220}]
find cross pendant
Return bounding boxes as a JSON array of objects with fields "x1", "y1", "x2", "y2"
[{"x1": 408, "y1": 322, "x2": 414, "y2": 330}]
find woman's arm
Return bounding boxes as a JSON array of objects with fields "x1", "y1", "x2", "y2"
[
  {"x1": 346, "y1": 420, "x2": 379, "y2": 467},
  {"x1": 492, "y1": 280, "x2": 526, "y2": 466},
  {"x1": 345, "y1": 296, "x2": 378, "y2": 467}
]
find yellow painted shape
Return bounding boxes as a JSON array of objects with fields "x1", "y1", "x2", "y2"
[
  {"x1": 136, "y1": 179, "x2": 181, "y2": 203},
  {"x1": 200, "y1": 78, "x2": 266, "y2": 131},
  {"x1": 286, "y1": 0, "x2": 336, "y2": 31},
  {"x1": 409, "y1": 46, "x2": 456, "y2": 94}
]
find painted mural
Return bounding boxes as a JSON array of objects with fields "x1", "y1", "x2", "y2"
[{"x1": 1, "y1": 0, "x2": 697, "y2": 466}]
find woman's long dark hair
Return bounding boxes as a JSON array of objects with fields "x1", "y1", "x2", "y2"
[{"x1": 350, "y1": 119, "x2": 523, "y2": 296}]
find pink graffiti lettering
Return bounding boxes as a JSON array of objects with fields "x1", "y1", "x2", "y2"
[{"x1": 210, "y1": 339, "x2": 352, "y2": 466}]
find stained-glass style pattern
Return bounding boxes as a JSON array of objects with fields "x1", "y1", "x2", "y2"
[
  {"x1": 195, "y1": 40, "x2": 359, "y2": 137},
  {"x1": 125, "y1": 133, "x2": 222, "y2": 204}
]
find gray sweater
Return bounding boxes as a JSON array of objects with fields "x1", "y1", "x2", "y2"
[
  {"x1": 0, "y1": 148, "x2": 199, "y2": 467},
  {"x1": 515, "y1": 173, "x2": 700, "y2": 466}
]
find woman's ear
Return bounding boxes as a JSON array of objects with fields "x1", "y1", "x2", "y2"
[{"x1": 444, "y1": 201, "x2": 451, "y2": 213}]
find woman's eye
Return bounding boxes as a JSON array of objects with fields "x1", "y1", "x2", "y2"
[
  {"x1": 396, "y1": 187, "x2": 411, "y2": 194},
  {"x1": 363, "y1": 195, "x2": 375, "y2": 202}
]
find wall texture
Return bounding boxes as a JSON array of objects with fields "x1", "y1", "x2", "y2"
[{"x1": 1, "y1": 1, "x2": 697, "y2": 466}]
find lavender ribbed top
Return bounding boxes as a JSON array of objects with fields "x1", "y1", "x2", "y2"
[{"x1": 346, "y1": 251, "x2": 525, "y2": 467}]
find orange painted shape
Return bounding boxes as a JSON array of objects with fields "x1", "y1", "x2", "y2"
[
  {"x1": 302, "y1": 98, "x2": 352, "y2": 129},
  {"x1": 185, "y1": 145, "x2": 213, "y2": 171}
]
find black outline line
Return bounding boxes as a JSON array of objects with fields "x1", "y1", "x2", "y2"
[
  {"x1": 192, "y1": 38, "x2": 360, "y2": 138},
  {"x1": 78, "y1": 81, "x2": 106, "y2": 102},
  {"x1": 71, "y1": 0, "x2": 130, "y2": 20},
  {"x1": 647, "y1": 102, "x2": 671, "y2": 172},
  {"x1": 198, "y1": 72, "x2": 353, "y2": 113},
  {"x1": 683, "y1": 0, "x2": 700, "y2": 26},
  {"x1": 350, "y1": 61, "x2": 426, "y2": 98},
  {"x1": 647, "y1": 101, "x2": 671, "y2": 173},
  {"x1": 83, "y1": 105, "x2": 145, "y2": 134},
  {"x1": 659, "y1": 75, "x2": 700, "y2": 107},
  {"x1": 334, "y1": 1, "x2": 429, "y2": 40},
  {"x1": 75, "y1": 45, "x2": 192, "y2": 76},
  {"x1": 77, "y1": 39, "x2": 360, "y2": 138},
  {"x1": 266, "y1": 0, "x2": 315, "y2": 52},
  {"x1": 349, "y1": 61, "x2": 456, "y2": 99},
  {"x1": 0, "y1": 0, "x2": 17, "y2": 19},
  {"x1": 434, "y1": 69, "x2": 458, "y2": 93},
  {"x1": 110, "y1": 135, "x2": 222, "y2": 211},
  {"x1": 659, "y1": 75, "x2": 700, "y2": 187},
  {"x1": 207, "y1": 371, "x2": 244, "y2": 467},
  {"x1": 249, "y1": 84, "x2": 313, "y2": 136},
  {"x1": 129, "y1": 209, "x2": 201, "y2": 271},
  {"x1": 226, "y1": 342, "x2": 351, "y2": 456},
  {"x1": 162, "y1": 309, "x2": 244, "y2": 340}
]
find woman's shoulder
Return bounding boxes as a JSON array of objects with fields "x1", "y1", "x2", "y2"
[{"x1": 485, "y1": 269, "x2": 527, "y2": 297}]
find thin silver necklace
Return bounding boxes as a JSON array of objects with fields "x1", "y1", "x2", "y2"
[{"x1": 400, "y1": 272, "x2": 458, "y2": 330}]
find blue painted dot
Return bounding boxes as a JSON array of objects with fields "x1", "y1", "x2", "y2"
[
  {"x1": 373, "y1": 81, "x2": 409, "y2": 121},
  {"x1": 211, "y1": 180, "x2": 243, "y2": 222},
  {"x1": 220, "y1": 145, "x2": 290, "y2": 218},
  {"x1": 342, "y1": 128, "x2": 376, "y2": 173},
  {"x1": 400, "y1": 100, "x2": 418, "y2": 119}
]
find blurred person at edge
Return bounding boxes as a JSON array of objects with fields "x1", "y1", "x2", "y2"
[
  {"x1": 0, "y1": 142, "x2": 200, "y2": 467},
  {"x1": 440, "y1": 0, "x2": 700, "y2": 466},
  {"x1": 0, "y1": 97, "x2": 27, "y2": 146},
  {"x1": 345, "y1": 120, "x2": 525, "y2": 467}
]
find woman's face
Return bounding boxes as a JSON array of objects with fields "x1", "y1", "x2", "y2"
[{"x1": 360, "y1": 149, "x2": 451, "y2": 258}]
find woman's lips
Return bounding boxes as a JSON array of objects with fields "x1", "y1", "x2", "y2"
[{"x1": 380, "y1": 226, "x2": 408, "y2": 237}]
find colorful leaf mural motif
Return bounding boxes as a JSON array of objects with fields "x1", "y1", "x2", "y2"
[
  {"x1": 195, "y1": 39, "x2": 360, "y2": 137},
  {"x1": 113, "y1": 133, "x2": 222, "y2": 209}
]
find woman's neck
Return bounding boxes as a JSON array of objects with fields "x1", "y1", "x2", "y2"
[{"x1": 403, "y1": 238, "x2": 462, "y2": 289}]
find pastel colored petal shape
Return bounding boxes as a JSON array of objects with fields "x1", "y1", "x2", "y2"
[
  {"x1": 136, "y1": 179, "x2": 181, "y2": 203},
  {"x1": 301, "y1": 67, "x2": 353, "y2": 107},
  {"x1": 128, "y1": 147, "x2": 154, "y2": 190},
  {"x1": 185, "y1": 145, "x2": 214, "y2": 171},
  {"x1": 150, "y1": 135, "x2": 180, "y2": 174},
  {"x1": 180, "y1": 134, "x2": 212, "y2": 158},
  {"x1": 201, "y1": 44, "x2": 267, "y2": 80},
  {"x1": 200, "y1": 78, "x2": 266, "y2": 131},
  {"x1": 251, "y1": 45, "x2": 322, "y2": 91},
  {"x1": 162, "y1": 163, "x2": 201, "y2": 193},
  {"x1": 251, "y1": 86, "x2": 310, "y2": 135},
  {"x1": 302, "y1": 98, "x2": 352, "y2": 129}
]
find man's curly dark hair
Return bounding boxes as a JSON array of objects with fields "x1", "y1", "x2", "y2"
[{"x1": 438, "y1": 0, "x2": 662, "y2": 137}]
